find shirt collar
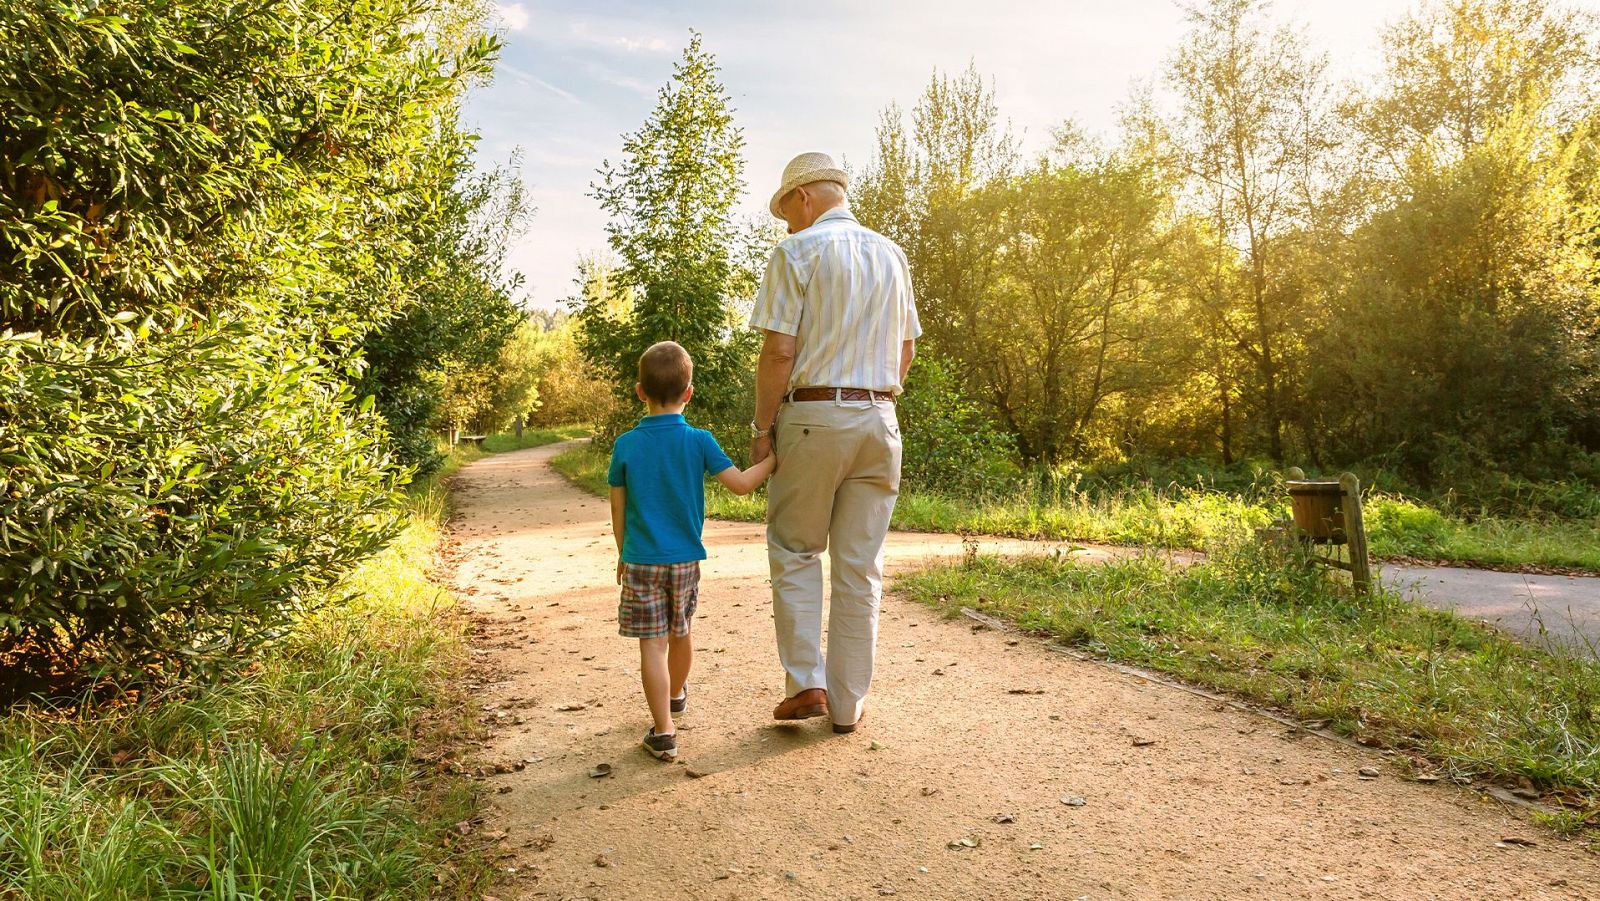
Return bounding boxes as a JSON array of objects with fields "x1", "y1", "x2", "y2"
[
  {"x1": 638, "y1": 412, "x2": 686, "y2": 428},
  {"x1": 814, "y1": 206, "x2": 857, "y2": 226}
]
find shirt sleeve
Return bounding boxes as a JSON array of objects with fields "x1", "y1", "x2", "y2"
[
  {"x1": 700, "y1": 431, "x2": 735, "y2": 476},
  {"x1": 900, "y1": 249, "x2": 923, "y2": 340},
  {"x1": 606, "y1": 445, "x2": 627, "y2": 487},
  {"x1": 748, "y1": 244, "x2": 804, "y2": 335}
]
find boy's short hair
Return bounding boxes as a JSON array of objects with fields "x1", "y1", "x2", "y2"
[{"x1": 638, "y1": 341, "x2": 693, "y2": 404}]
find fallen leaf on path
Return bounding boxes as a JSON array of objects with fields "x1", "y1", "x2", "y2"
[
  {"x1": 556, "y1": 703, "x2": 587, "y2": 712},
  {"x1": 1007, "y1": 688, "x2": 1046, "y2": 695},
  {"x1": 869, "y1": 741, "x2": 886, "y2": 751},
  {"x1": 1498, "y1": 836, "x2": 1536, "y2": 847},
  {"x1": 1132, "y1": 737, "x2": 1156, "y2": 747},
  {"x1": 1060, "y1": 795, "x2": 1087, "y2": 807},
  {"x1": 947, "y1": 837, "x2": 981, "y2": 849},
  {"x1": 588, "y1": 763, "x2": 612, "y2": 778},
  {"x1": 992, "y1": 812, "x2": 1016, "y2": 824},
  {"x1": 685, "y1": 768, "x2": 708, "y2": 779}
]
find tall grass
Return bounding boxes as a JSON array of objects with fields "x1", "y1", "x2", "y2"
[
  {"x1": 551, "y1": 442, "x2": 1600, "y2": 572},
  {"x1": 0, "y1": 448, "x2": 492, "y2": 899},
  {"x1": 897, "y1": 542, "x2": 1600, "y2": 832}
]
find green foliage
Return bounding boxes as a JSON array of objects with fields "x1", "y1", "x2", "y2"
[
  {"x1": 899, "y1": 543, "x2": 1600, "y2": 824},
  {"x1": 0, "y1": 450, "x2": 492, "y2": 898},
  {"x1": 852, "y1": 0, "x2": 1600, "y2": 490},
  {"x1": 523, "y1": 312, "x2": 618, "y2": 429},
  {"x1": 359, "y1": 159, "x2": 530, "y2": 471},
  {"x1": 1, "y1": 315, "x2": 401, "y2": 685},
  {"x1": 897, "y1": 354, "x2": 1016, "y2": 494},
  {"x1": 481, "y1": 423, "x2": 591, "y2": 453},
  {"x1": 574, "y1": 33, "x2": 759, "y2": 450},
  {"x1": 0, "y1": 0, "x2": 503, "y2": 688}
]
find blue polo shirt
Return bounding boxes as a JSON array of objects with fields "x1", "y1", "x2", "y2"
[{"x1": 606, "y1": 413, "x2": 735, "y2": 565}]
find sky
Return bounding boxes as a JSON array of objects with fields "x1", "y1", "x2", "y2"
[{"x1": 460, "y1": 0, "x2": 1597, "y2": 310}]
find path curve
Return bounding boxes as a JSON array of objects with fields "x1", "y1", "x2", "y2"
[{"x1": 446, "y1": 441, "x2": 1599, "y2": 900}]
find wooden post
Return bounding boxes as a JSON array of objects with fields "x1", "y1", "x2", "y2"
[
  {"x1": 515, "y1": 414, "x2": 524, "y2": 441},
  {"x1": 1339, "y1": 472, "x2": 1371, "y2": 593}
]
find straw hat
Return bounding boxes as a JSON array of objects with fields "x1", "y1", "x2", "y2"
[{"x1": 769, "y1": 152, "x2": 849, "y2": 218}]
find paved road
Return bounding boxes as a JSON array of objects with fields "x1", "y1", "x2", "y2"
[{"x1": 1382, "y1": 564, "x2": 1600, "y2": 653}]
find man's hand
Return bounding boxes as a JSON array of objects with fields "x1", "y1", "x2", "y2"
[
  {"x1": 617, "y1": 558, "x2": 624, "y2": 585},
  {"x1": 751, "y1": 434, "x2": 774, "y2": 466}
]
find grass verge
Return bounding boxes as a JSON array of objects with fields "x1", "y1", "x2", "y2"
[
  {"x1": 481, "y1": 423, "x2": 590, "y2": 454},
  {"x1": 0, "y1": 448, "x2": 493, "y2": 899},
  {"x1": 550, "y1": 442, "x2": 1600, "y2": 572},
  {"x1": 897, "y1": 542, "x2": 1600, "y2": 838}
]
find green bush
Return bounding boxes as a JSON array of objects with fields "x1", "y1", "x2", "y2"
[
  {"x1": 0, "y1": 0, "x2": 498, "y2": 691},
  {"x1": 0, "y1": 315, "x2": 401, "y2": 688},
  {"x1": 899, "y1": 354, "x2": 1017, "y2": 495}
]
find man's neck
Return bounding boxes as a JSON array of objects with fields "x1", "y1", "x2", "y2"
[{"x1": 645, "y1": 404, "x2": 687, "y2": 417}]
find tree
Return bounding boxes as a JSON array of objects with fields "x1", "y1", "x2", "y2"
[
  {"x1": 357, "y1": 155, "x2": 529, "y2": 469},
  {"x1": 0, "y1": 0, "x2": 501, "y2": 691},
  {"x1": 980, "y1": 130, "x2": 1174, "y2": 463},
  {"x1": 855, "y1": 64, "x2": 1018, "y2": 370},
  {"x1": 1165, "y1": 0, "x2": 1335, "y2": 464},
  {"x1": 1310, "y1": 0, "x2": 1600, "y2": 483},
  {"x1": 575, "y1": 32, "x2": 755, "y2": 443}
]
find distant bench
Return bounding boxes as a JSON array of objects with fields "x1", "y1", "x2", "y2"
[{"x1": 459, "y1": 435, "x2": 487, "y2": 447}]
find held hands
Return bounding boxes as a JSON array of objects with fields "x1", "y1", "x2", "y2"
[{"x1": 751, "y1": 432, "x2": 775, "y2": 468}]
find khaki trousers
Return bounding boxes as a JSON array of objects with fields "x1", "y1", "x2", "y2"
[{"x1": 766, "y1": 398, "x2": 901, "y2": 726}]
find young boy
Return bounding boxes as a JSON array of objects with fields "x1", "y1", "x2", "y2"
[{"x1": 608, "y1": 341, "x2": 775, "y2": 761}]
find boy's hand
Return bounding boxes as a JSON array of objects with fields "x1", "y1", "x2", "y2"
[
  {"x1": 617, "y1": 558, "x2": 624, "y2": 585},
  {"x1": 751, "y1": 433, "x2": 773, "y2": 465}
]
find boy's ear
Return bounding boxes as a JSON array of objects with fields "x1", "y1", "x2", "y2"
[
  {"x1": 634, "y1": 382, "x2": 647, "y2": 404},
  {"x1": 682, "y1": 383, "x2": 694, "y2": 404}
]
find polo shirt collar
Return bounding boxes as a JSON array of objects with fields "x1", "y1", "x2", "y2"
[{"x1": 638, "y1": 412, "x2": 685, "y2": 428}]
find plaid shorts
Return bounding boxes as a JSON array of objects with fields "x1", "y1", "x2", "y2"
[{"x1": 618, "y1": 561, "x2": 700, "y2": 639}]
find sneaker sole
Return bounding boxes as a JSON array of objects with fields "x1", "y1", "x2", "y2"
[{"x1": 643, "y1": 741, "x2": 677, "y2": 761}]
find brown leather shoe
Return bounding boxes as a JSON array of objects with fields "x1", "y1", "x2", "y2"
[
  {"x1": 773, "y1": 688, "x2": 828, "y2": 720},
  {"x1": 832, "y1": 707, "x2": 866, "y2": 734}
]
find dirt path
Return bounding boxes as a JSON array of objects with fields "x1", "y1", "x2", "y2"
[{"x1": 445, "y1": 442, "x2": 1599, "y2": 900}]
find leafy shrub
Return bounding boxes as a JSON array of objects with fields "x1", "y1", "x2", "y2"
[
  {"x1": 0, "y1": 0, "x2": 497, "y2": 691},
  {"x1": 0, "y1": 315, "x2": 401, "y2": 689},
  {"x1": 899, "y1": 354, "x2": 1017, "y2": 496},
  {"x1": 1364, "y1": 495, "x2": 1452, "y2": 547}
]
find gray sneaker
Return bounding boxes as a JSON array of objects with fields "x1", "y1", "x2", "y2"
[
  {"x1": 643, "y1": 728, "x2": 677, "y2": 761},
  {"x1": 670, "y1": 685, "x2": 688, "y2": 715}
]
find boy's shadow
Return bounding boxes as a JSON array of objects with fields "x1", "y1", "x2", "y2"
[{"x1": 526, "y1": 720, "x2": 836, "y2": 811}]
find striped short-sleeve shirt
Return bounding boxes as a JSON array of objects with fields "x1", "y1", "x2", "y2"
[{"x1": 748, "y1": 206, "x2": 922, "y2": 395}]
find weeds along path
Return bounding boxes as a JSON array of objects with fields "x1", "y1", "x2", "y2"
[{"x1": 445, "y1": 441, "x2": 1598, "y2": 900}]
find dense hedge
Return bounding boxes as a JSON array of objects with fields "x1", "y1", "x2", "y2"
[{"x1": 0, "y1": 0, "x2": 502, "y2": 692}]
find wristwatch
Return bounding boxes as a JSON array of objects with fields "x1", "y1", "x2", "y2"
[{"x1": 750, "y1": 420, "x2": 772, "y2": 438}]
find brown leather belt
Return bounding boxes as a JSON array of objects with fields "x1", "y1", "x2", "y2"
[{"x1": 785, "y1": 386, "x2": 896, "y2": 403}]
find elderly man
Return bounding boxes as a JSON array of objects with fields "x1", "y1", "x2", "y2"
[{"x1": 748, "y1": 152, "x2": 921, "y2": 734}]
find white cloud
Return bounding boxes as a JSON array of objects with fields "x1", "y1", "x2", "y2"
[
  {"x1": 495, "y1": 3, "x2": 530, "y2": 32},
  {"x1": 569, "y1": 22, "x2": 671, "y2": 54}
]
